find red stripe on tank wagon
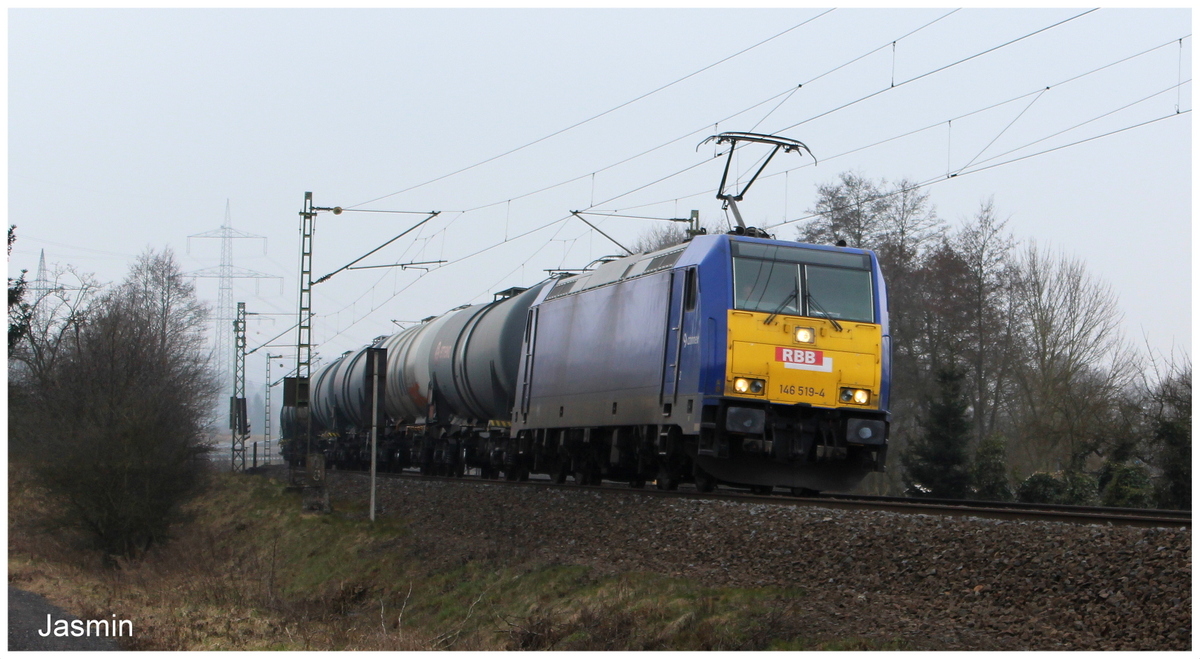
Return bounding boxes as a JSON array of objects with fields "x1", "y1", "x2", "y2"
[{"x1": 774, "y1": 346, "x2": 833, "y2": 372}]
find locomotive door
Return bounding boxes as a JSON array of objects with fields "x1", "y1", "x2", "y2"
[{"x1": 661, "y1": 267, "x2": 698, "y2": 408}]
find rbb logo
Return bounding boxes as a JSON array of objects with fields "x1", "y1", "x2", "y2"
[
  {"x1": 776, "y1": 347, "x2": 822, "y2": 365},
  {"x1": 774, "y1": 347, "x2": 833, "y2": 372}
]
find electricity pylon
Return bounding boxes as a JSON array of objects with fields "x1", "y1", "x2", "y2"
[{"x1": 187, "y1": 201, "x2": 280, "y2": 403}]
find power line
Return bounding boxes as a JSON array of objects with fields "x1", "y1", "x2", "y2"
[
  {"x1": 968, "y1": 79, "x2": 1190, "y2": 170},
  {"x1": 569, "y1": 10, "x2": 1105, "y2": 218},
  {"x1": 763, "y1": 110, "x2": 1190, "y2": 232},
  {"x1": 597, "y1": 35, "x2": 1192, "y2": 217},
  {"x1": 346, "y1": 10, "x2": 834, "y2": 210},
  {"x1": 271, "y1": 15, "x2": 1183, "y2": 352},
  {"x1": 749, "y1": 9, "x2": 961, "y2": 133},
  {"x1": 771, "y1": 9, "x2": 1100, "y2": 136},
  {"x1": 394, "y1": 9, "x2": 971, "y2": 251}
]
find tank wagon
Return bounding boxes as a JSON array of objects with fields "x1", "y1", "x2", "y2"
[{"x1": 282, "y1": 232, "x2": 891, "y2": 494}]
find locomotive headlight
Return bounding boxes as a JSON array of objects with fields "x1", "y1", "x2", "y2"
[
  {"x1": 734, "y1": 377, "x2": 766, "y2": 395},
  {"x1": 840, "y1": 388, "x2": 870, "y2": 405},
  {"x1": 794, "y1": 327, "x2": 816, "y2": 343}
]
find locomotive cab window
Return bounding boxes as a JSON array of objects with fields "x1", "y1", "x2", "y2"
[
  {"x1": 731, "y1": 240, "x2": 874, "y2": 323},
  {"x1": 734, "y1": 258, "x2": 799, "y2": 315},
  {"x1": 804, "y1": 265, "x2": 873, "y2": 323}
]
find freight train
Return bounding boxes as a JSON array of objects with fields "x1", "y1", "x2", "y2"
[{"x1": 280, "y1": 230, "x2": 891, "y2": 494}]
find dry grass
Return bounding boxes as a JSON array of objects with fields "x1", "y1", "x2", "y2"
[
  {"x1": 8, "y1": 464, "x2": 899, "y2": 651},
  {"x1": 9, "y1": 464, "x2": 451, "y2": 650}
]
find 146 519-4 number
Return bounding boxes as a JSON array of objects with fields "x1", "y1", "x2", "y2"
[{"x1": 779, "y1": 384, "x2": 824, "y2": 397}]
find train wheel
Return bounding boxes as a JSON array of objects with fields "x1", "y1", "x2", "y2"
[
  {"x1": 790, "y1": 487, "x2": 819, "y2": 497},
  {"x1": 750, "y1": 485, "x2": 773, "y2": 495},
  {"x1": 694, "y1": 466, "x2": 716, "y2": 493},
  {"x1": 553, "y1": 463, "x2": 569, "y2": 484},
  {"x1": 629, "y1": 477, "x2": 646, "y2": 489}
]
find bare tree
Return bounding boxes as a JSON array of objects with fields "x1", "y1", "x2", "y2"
[
  {"x1": 875, "y1": 178, "x2": 943, "y2": 275},
  {"x1": 630, "y1": 218, "x2": 723, "y2": 254},
  {"x1": 11, "y1": 247, "x2": 218, "y2": 558},
  {"x1": 9, "y1": 263, "x2": 104, "y2": 386},
  {"x1": 952, "y1": 199, "x2": 1018, "y2": 445},
  {"x1": 1008, "y1": 243, "x2": 1139, "y2": 474},
  {"x1": 800, "y1": 171, "x2": 889, "y2": 248}
]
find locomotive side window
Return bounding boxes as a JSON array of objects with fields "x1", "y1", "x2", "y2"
[{"x1": 684, "y1": 268, "x2": 698, "y2": 312}]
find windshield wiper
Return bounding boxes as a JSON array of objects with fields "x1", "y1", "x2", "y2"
[
  {"x1": 763, "y1": 287, "x2": 798, "y2": 325},
  {"x1": 805, "y1": 291, "x2": 843, "y2": 332}
]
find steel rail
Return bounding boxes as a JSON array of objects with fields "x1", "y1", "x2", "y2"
[{"x1": 310, "y1": 467, "x2": 1190, "y2": 529}]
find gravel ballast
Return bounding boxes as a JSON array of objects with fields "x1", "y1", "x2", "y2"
[{"x1": 328, "y1": 471, "x2": 1191, "y2": 651}]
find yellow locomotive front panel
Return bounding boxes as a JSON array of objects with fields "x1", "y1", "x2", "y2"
[{"x1": 726, "y1": 309, "x2": 882, "y2": 409}]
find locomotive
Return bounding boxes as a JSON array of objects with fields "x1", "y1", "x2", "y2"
[{"x1": 281, "y1": 230, "x2": 891, "y2": 494}]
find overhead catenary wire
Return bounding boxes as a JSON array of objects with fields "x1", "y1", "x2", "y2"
[
  {"x1": 748, "y1": 8, "x2": 961, "y2": 133},
  {"x1": 569, "y1": 9, "x2": 1107, "y2": 218},
  {"x1": 302, "y1": 104, "x2": 1191, "y2": 354},
  {"x1": 266, "y1": 14, "x2": 1184, "y2": 355},
  {"x1": 413, "y1": 9, "x2": 970, "y2": 234},
  {"x1": 597, "y1": 35, "x2": 1191, "y2": 217},
  {"x1": 770, "y1": 9, "x2": 1100, "y2": 137},
  {"x1": 955, "y1": 87, "x2": 1049, "y2": 174},
  {"x1": 345, "y1": 10, "x2": 835, "y2": 210},
  {"x1": 762, "y1": 110, "x2": 1190, "y2": 232},
  {"x1": 967, "y1": 79, "x2": 1190, "y2": 170}
]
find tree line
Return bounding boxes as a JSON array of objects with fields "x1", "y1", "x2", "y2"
[{"x1": 797, "y1": 172, "x2": 1189, "y2": 509}]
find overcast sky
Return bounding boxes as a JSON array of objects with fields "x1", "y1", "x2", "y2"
[{"x1": 8, "y1": 8, "x2": 1191, "y2": 398}]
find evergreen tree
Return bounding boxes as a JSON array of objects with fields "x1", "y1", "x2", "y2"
[
  {"x1": 1152, "y1": 417, "x2": 1191, "y2": 510},
  {"x1": 1148, "y1": 364, "x2": 1190, "y2": 510},
  {"x1": 969, "y1": 435, "x2": 1013, "y2": 501},
  {"x1": 1100, "y1": 462, "x2": 1152, "y2": 508},
  {"x1": 902, "y1": 367, "x2": 972, "y2": 498}
]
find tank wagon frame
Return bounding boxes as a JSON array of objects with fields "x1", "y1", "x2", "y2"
[{"x1": 281, "y1": 232, "x2": 891, "y2": 494}]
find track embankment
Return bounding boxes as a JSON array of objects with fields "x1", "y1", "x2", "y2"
[{"x1": 329, "y1": 469, "x2": 1191, "y2": 651}]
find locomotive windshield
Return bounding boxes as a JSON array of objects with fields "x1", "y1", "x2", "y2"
[{"x1": 732, "y1": 241, "x2": 874, "y2": 323}]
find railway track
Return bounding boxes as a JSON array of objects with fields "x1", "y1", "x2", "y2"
[{"x1": 322, "y1": 466, "x2": 1191, "y2": 529}]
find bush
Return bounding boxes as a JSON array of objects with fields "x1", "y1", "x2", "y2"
[
  {"x1": 1016, "y1": 472, "x2": 1065, "y2": 504},
  {"x1": 9, "y1": 248, "x2": 217, "y2": 558},
  {"x1": 1061, "y1": 470, "x2": 1098, "y2": 506},
  {"x1": 1100, "y1": 462, "x2": 1152, "y2": 509}
]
